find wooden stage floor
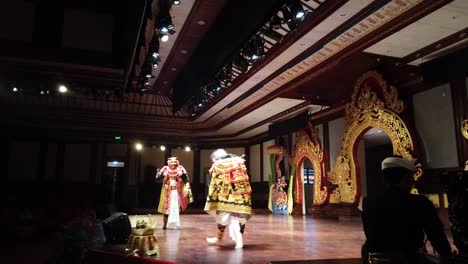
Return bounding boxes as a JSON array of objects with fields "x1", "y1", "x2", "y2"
[{"x1": 97, "y1": 213, "x2": 366, "y2": 264}]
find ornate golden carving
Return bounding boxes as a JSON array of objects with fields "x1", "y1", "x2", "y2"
[
  {"x1": 290, "y1": 126, "x2": 328, "y2": 205},
  {"x1": 462, "y1": 119, "x2": 468, "y2": 140},
  {"x1": 330, "y1": 71, "x2": 417, "y2": 203}
]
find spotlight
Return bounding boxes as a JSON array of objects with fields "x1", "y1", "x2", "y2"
[
  {"x1": 289, "y1": 1, "x2": 305, "y2": 20},
  {"x1": 135, "y1": 143, "x2": 143, "y2": 151},
  {"x1": 233, "y1": 55, "x2": 249, "y2": 72},
  {"x1": 161, "y1": 34, "x2": 169, "y2": 42},
  {"x1": 247, "y1": 35, "x2": 264, "y2": 61},
  {"x1": 271, "y1": 14, "x2": 282, "y2": 29},
  {"x1": 281, "y1": 6, "x2": 293, "y2": 22},
  {"x1": 262, "y1": 26, "x2": 282, "y2": 42},
  {"x1": 58, "y1": 84, "x2": 68, "y2": 93},
  {"x1": 157, "y1": 14, "x2": 174, "y2": 33},
  {"x1": 160, "y1": 27, "x2": 169, "y2": 34}
]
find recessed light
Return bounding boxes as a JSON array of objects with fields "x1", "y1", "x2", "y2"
[
  {"x1": 181, "y1": 50, "x2": 188, "y2": 54},
  {"x1": 197, "y1": 20, "x2": 206, "y2": 25},
  {"x1": 163, "y1": 81, "x2": 168, "y2": 84},
  {"x1": 58, "y1": 84, "x2": 68, "y2": 93},
  {"x1": 161, "y1": 35, "x2": 169, "y2": 42},
  {"x1": 171, "y1": 67, "x2": 177, "y2": 71}
]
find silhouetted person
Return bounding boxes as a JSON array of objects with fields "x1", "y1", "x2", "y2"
[{"x1": 362, "y1": 156, "x2": 452, "y2": 264}]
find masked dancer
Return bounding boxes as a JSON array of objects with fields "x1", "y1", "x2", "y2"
[
  {"x1": 205, "y1": 149, "x2": 252, "y2": 249},
  {"x1": 156, "y1": 157, "x2": 192, "y2": 229}
]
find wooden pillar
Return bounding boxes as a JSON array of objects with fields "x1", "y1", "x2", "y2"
[
  {"x1": 37, "y1": 141, "x2": 48, "y2": 182},
  {"x1": 260, "y1": 142, "x2": 264, "y2": 182},
  {"x1": 55, "y1": 143, "x2": 65, "y2": 182},
  {"x1": 323, "y1": 122, "x2": 330, "y2": 174},
  {"x1": 89, "y1": 143, "x2": 98, "y2": 184},
  {"x1": 450, "y1": 76, "x2": 468, "y2": 167}
]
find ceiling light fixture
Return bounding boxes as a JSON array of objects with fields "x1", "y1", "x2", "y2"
[
  {"x1": 183, "y1": 0, "x2": 316, "y2": 117},
  {"x1": 58, "y1": 85, "x2": 68, "y2": 93}
]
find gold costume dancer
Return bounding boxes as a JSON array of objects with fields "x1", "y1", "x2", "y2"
[
  {"x1": 156, "y1": 157, "x2": 192, "y2": 230},
  {"x1": 204, "y1": 149, "x2": 252, "y2": 249}
]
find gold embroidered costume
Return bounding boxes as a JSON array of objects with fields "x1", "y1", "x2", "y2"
[
  {"x1": 204, "y1": 156, "x2": 252, "y2": 217},
  {"x1": 205, "y1": 149, "x2": 252, "y2": 249}
]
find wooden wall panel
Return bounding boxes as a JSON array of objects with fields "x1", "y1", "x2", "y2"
[
  {"x1": 8, "y1": 141, "x2": 39, "y2": 181},
  {"x1": 262, "y1": 139, "x2": 275, "y2": 183},
  {"x1": 328, "y1": 117, "x2": 345, "y2": 169},
  {"x1": 45, "y1": 143, "x2": 58, "y2": 181},
  {"x1": 64, "y1": 144, "x2": 91, "y2": 182},
  {"x1": 249, "y1": 144, "x2": 261, "y2": 183},
  {"x1": 413, "y1": 83, "x2": 458, "y2": 168}
]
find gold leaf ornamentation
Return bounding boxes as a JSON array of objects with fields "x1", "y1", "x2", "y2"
[
  {"x1": 330, "y1": 71, "x2": 418, "y2": 204},
  {"x1": 462, "y1": 119, "x2": 468, "y2": 140},
  {"x1": 290, "y1": 126, "x2": 328, "y2": 205}
]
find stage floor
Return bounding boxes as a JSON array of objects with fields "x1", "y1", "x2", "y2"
[{"x1": 97, "y1": 213, "x2": 366, "y2": 264}]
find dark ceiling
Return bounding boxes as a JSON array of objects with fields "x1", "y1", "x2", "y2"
[
  {"x1": 1, "y1": 0, "x2": 466, "y2": 144},
  {"x1": 172, "y1": 0, "x2": 286, "y2": 111}
]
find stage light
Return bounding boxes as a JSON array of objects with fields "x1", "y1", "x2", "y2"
[
  {"x1": 281, "y1": 6, "x2": 293, "y2": 22},
  {"x1": 58, "y1": 84, "x2": 68, "y2": 93},
  {"x1": 289, "y1": 1, "x2": 305, "y2": 19},
  {"x1": 160, "y1": 26, "x2": 169, "y2": 34},
  {"x1": 233, "y1": 55, "x2": 249, "y2": 72},
  {"x1": 247, "y1": 35, "x2": 265, "y2": 61},
  {"x1": 262, "y1": 26, "x2": 282, "y2": 42},
  {"x1": 271, "y1": 14, "x2": 282, "y2": 29},
  {"x1": 135, "y1": 143, "x2": 143, "y2": 151}
]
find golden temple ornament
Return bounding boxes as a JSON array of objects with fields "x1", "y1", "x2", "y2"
[
  {"x1": 290, "y1": 124, "x2": 328, "y2": 205},
  {"x1": 329, "y1": 71, "x2": 418, "y2": 204},
  {"x1": 462, "y1": 119, "x2": 468, "y2": 140}
]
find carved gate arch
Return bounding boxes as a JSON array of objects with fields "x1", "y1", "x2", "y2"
[
  {"x1": 290, "y1": 123, "x2": 328, "y2": 208},
  {"x1": 328, "y1": 71, "x2": 420, "y2": 203}
]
